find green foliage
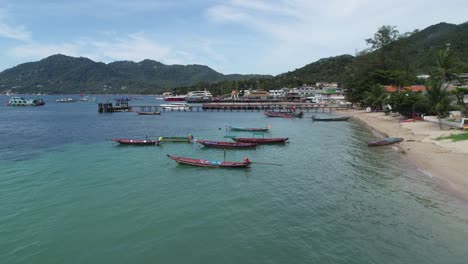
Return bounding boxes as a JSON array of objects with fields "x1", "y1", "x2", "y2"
[
  {"x1": 386, "y1": 92, "x2": 429, "y2": 115},
  {"x1": 426, "y1": 78, "x2": 452, "y2": 118},
  {"x1": 435, "y1": 133, "x2": 468, "y2": 141},
  {"x1": 363, "y1": 84, "x2": 387, "y2": 110},
  {"x1": 365, "y1": 25, "x2": 401, "y2": 52},
  {"x1": 449, "y1": 87, "x2": 468, "y2": 105}
]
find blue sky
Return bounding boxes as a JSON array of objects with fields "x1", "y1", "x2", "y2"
[{"x1": 0, "y1": 0, "x2": 467, "y2": 75}]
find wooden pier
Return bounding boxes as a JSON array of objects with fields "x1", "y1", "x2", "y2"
[{"x1": 128, "y1": 102, "x2": 348, "y2": 113}]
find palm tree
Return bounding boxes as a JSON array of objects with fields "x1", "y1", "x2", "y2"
[
  {"x1": 427, "y1": 47, "x2": 458, "y2": 128},
  {"x1": 426, "y1": 78, "x2": 452, "y2": 128},
  {"x1": 363, "y1": 84, "x2": 387, "y2": 111}
]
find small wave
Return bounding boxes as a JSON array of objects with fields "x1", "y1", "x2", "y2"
[{"x1": 417, "y1": 168, "x2": 433, "y2": 179}]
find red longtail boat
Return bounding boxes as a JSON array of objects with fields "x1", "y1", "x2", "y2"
[
  {"x1": 112, "y1": 138, "x2": 159, "y2": 145},
  {"x1": 232, "y1": 137, "x2": 288, "y2": 144},
  {"x1": 197, "y1": 139, "x2": 257, "y2": 149},
  {"x1": 166, "y1": 155, "x2": 251, "y2": 168}
]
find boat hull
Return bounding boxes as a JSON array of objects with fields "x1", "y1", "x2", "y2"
[
  {"x1": 230, "y1": 127, "x2": 269, "y2": 132},
  {"x1": 197, "y1": 140, "x2": 257, "y2": 148},
  {"x1": 232, "y1": 137, "x2": 288, "y2": 144},
  {"x1": 159, "y1": 135, "x2": 193, "y2": 143},
  {"x1": 167, "y1": 155, "x2": 250, "y2": 168},
  {"x1": 311, "y1": 116, "x2": 350, "y2": 121},
  {"x1": 367, "y1": 137, "x2": 403, "y2": 146},
  {"x1": 8, "y1": 97, "x2": 45, "y2": 106},
  {"x1": 265, "y1": 111, "x2": 303, "y2": 118},
  {"x1": 112, "y1": 138, "x2": 159, "y2": 145},
  {"x1": 164, "y1": 97, "x2": 186, "y2": 101},
  {"x1": 136, "y1": 111, "x2": 161, "y2": 115}
]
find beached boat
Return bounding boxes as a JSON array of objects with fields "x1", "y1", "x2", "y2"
[
  {"x1": 167, "y1": 155, "x2": 251, "y2": 168},
  {"x1": 367, "y1": 137, "x2": 403, "y2": 146},
  {"x1": 160, "y1": 103, "x2": 191, "y2": 110},
  {"x1": 265, "y1": 111, "x2": 303, "y2": 118},
  {"x1": 7, "y1": 97, "x2": 45, "y2": 106},
  {"x1": 158, "y1": 135, "x2": 194, "y2": 143},
  {"x1": 229, "y1": 126, "x2": 270, "y2": 132},
  {"x1": 112, "y1": 138, "x2": 159, "y2": 145},
  {"x1": 311, "y1": 115, "x2": 351, "y2": 121},
  {"x1": 232, "y1": 137, "x2": 288, "y2": 144},
  {"x1": 135, "y1": 111, "x2": 161, "y2": 115},
  {"x1": 197, "y1": 139, "x2": 257, "y2": 149}
]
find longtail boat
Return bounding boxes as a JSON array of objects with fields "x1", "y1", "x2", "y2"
[
  {"x1": 232, "y1": 137, "x2": 288, "y2": 144},
  {"x1": 158, "y1": 135, "x2": 193, "y2": 143},
  {"x1": 197, "y1": 139, "x2": 257, "y2": 148},
  {"x1": 311, "y1": 115, "x2": 350, "y2": 121},
  {"x1": 265, "y1": 111, "x2": 303, "y2": 118},
  {"x1": 229, "y1": 126, "x2": 270, "y2": 132},
  {"x1": 112, "y1": 138, "x2": 159, "y2": 145},
  {"x1": 166, "y1": 155, "x2": 251, "y2": 168},
  {"x1": 367, "y1": 137, "x2": 403, "y2": 146},
  {"x1": 136, "y1": 111, "x2": 161, "y2": 115}
]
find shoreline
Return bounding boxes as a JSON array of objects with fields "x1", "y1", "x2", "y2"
[{"x1": 344, "y1": 110, "x2": 468, "y2": 200}]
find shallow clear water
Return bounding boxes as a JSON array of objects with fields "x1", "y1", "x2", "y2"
[{"x1": 1, "y1": 95, "x2": 468, "y2": 264}]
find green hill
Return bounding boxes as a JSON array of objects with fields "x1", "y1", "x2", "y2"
[{"x1": 0, "y1": 54, "x2": 271, "y2": 94}]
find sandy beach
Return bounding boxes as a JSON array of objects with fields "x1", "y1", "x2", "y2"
[{"x1": 344, "y1": 110, "x2": 468, "y2": 199}]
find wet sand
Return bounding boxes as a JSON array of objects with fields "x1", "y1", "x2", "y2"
[{"x1": 345, "y1": 110, "x2": 468, "y2": 199}]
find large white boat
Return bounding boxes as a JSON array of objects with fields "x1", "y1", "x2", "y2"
[
  {"x1": 8, "y1": 96, "x2": 45, "y2": 106},
  {"x1": 185, "y1": 90, "x2": 212, "y2": 102},
  {"x1": 162, "y1": 92, "x2": 186, "y2": 101},
  {"x1": 159, "y1": 103, "x2": 191, "y2": 111}
]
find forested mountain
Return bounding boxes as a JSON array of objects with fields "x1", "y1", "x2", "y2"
[
  {"x1": 1, "y1": 22, "x2": 468, "y2": 95},
  {"x1": 0, "y1": 55, "x2": 271, "y2": 94}
]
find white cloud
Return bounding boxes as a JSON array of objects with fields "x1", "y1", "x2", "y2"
[
  {"x1": 0, "y1": 8, "x2": 31, "y2": 41},
  {"x1": 206, "y1": 0, "x2": 468, "y2": 74}
]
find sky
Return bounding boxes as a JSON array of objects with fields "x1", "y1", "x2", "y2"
[{"x1": 0, "y1": 0, "x2": 467, "y2": 75}]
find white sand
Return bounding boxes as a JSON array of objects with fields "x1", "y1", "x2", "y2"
[{"x1": 345, "y1": 110, "x2": 468, "y2": 199}]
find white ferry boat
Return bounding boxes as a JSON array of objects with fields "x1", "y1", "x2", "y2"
[
  {"x1": 159, "y1": 103, "x2": 191, "y2": 111},
  {"x1": 7, "y1": 96, "x2": 45, "y2": 106},
  {"x1": 186, "y1": 90, "x2": 212, "y2": 101}
]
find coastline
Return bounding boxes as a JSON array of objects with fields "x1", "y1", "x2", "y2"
[{"x1": 344, "y1": 109, "x2": 468, "y2": 199}]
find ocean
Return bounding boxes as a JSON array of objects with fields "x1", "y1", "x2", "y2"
[{"x1": 1, "y1": 95, "x2": 468, "y2": 264}]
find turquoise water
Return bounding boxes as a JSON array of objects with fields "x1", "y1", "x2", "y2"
[{"x1": 1, "y1": 95, "x2": 468, "y2": 263}]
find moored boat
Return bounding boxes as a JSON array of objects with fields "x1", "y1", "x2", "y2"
[
  {"x1": 167, "y1": 155, "x2": 251, "y2": 168},
  {"x1": 229, "y1": 126, "x2": 270, "y2": 132},
  {"x1": 265, "y1": 111, "x2": 303, "y2": 118},
  {"x1": 136, "y1": 111, "x2": 161, "y2": 115},
  {"x1": 197, "y1": 139, "x2": 257, "y2": 148},
  {"x1": 367, "y1": 137, "x2": 403, "y2": 146},
  {"x1": 232, "y1": 137, "x2": 288, "y2": 144},
  {"x1": 7, "y1": 96, "x2": 45, "y2": 106},
  {"x1": 112, "y1": 138, "x2": 159, "y2": 145},
  {"x1": 185, "y1": 90, "x2": 213, "y2": 103},
  {"x1": 311, "y1": 115, "x2": 350, "y2": 121},
  {"x1": 160, "y1": 103, "x2": 191, "y2": 110},
  {"x1": 158, "y1": 135, "x2": 194, "y2": 143},
  {"x1": 162, "y1": 92, "x2": 186, "y2": 101},
  {"x1": 56, "y1": 98, "x2": 77, "y2": 103}
]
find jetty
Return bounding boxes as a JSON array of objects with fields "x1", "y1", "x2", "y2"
[
  {"x1": 98, "y1": 98, "x2": 132, "y2": 113},
  {"x1": 127, "y1": 102, "x2": 348, "y2": 113}
]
